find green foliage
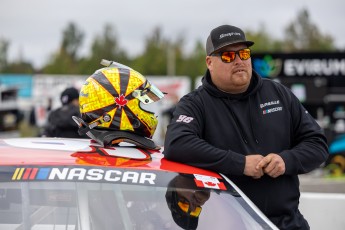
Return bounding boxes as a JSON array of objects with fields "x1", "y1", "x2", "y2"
[
  {"x1": 246, "y1": 24, "x2": 285, "y2": 53},
  {"x1": 0, "y1": 38, "x2": 35, "y2": 73},
  {"x1": 179, "y1": 40, "x2": 206, "y2": 81},
  {"x1": 43, "y1": 50, "x2": 81, "y2": 74},
  {"x1": 0, "y1": 38, "x2": 9, "y2": 72},
  {"x1": 283, "y1": 9, "x2": 335, "y2": 51},
  {"x1": 79, "y1": 24, "x2": 129, "y2": 75},
  {"x1": 1, "y1": 9, "x2": 339, "y2": 75},
  {"x1": 2, "y1": 61, "x2": 35, "y2": 74},
  {"x1": 61, "y1": 22, "x2": 84, "y2": 60},
  {"x1": 131, "y1": 27, "x2": 168, "y2": 75},
  {"x1": 42, "y1": 22, "x2": 84, "y2": 74}
]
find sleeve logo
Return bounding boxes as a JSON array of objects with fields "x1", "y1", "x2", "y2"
[{"x1": 176, "y1": 115, "x2": 194, "y2": 123}]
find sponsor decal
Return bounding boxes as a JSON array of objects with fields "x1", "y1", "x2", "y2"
[
  {"x1": 176, "y1": 115, "x2": 194, "y2": 123},
  {"x1": 284, "y1": 59, "x2": 345, "y2": 76},
  {"x1": 260, "y1": 100, "x2": 283, "y2": 115},
  {"x1": 263, "y1": 107, "x2": 283, "y2": 115},
  {"x1": 253, "y1": 55, "x2": 282, "y2": 78},
  {"x1": 12, "y1": 167, "x2": 156, "y2": 185},
  {"x1": 253, "y1": 55, "x2": 345, "y2": 78},
  {"x1": 260, "y1": 100, "x2": 280, "y2": 109},
  {"x1": 219, "y1": 32, "x2": 241, "y2": 39},
  {"x1": 193, "y1": 174, "x2": 226, "y2": 190}
]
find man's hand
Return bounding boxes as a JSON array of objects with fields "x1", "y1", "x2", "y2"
[
  {"x1": 256, "y1": 153, "x2": 285, "y2": 178},
  {"x1": 244, "y1": 155, "x2": 265, "y2": 179}
]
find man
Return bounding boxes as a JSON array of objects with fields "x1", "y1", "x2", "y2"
[
  {"x1": 42, "y1": 87, "x2": 83, "y2": 138},
  {"x1": 163, "y1": 24, "x2": 329, "y2": 230}
]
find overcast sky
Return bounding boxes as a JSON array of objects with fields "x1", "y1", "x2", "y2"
[{"x1": 1, "y1": 0, "x2": 344, "y2": 69}]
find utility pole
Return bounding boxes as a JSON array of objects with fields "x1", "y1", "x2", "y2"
[{"x1": 167, "y1": 45, "x2": 175, "y2": 76}]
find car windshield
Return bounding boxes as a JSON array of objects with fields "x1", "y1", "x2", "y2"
[
  {"x1": 0, "y1": 167, "x2": 274, "y2": 230},
  {"x1": 0, "y1": 167, "x2": 271, "y2": 230}
]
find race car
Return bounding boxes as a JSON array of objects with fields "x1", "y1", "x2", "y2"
[{"x1": 0, "y1": 137, "x2": 278, "y2": 229}]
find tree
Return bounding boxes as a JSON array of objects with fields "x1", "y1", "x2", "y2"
[
  {"x1": 42, "y1": 22, "x2": 84, "y2": 74},
  {"x1": 132, "y1": 27, "x2": 168, "y2": 75},
  {"x1": 0, "y1": 38, "x2": 9, "y2": 72},
  {"x1": 283, "y1": 9, "x2": 335, "y2": 51},
  {"x1": 61, "y1": 22, "x2": 84, "y2": 61},
  {"x1": 180, "y1": 40, "x2": 206, "y2": 82},
  {"x1": 0, "y1": 38, "x2": 34, "y2": 73},
  {"x1": 3, "y1": 61, "x2": 35, "y2": 74},
  {"x1": 79, "y1": 24, "x2": 129, "y2": 75},
  {"x1": 245, "y1": 24, "x2": 284, "y2": 52}
]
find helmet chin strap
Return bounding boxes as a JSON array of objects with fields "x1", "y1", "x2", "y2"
[{"x1": 72, "y1": 116, "x2": 160, "y2": 150}]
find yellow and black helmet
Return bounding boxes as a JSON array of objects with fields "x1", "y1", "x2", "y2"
[{"x1": 73, "y1": 60, "x2": 165, "y2": 149}]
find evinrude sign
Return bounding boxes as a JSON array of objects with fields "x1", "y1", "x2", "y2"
[{"x1": 252, "y1": 52, "x2": 345, "y2": 78}]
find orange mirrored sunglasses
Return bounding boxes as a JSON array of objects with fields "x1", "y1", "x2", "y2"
[{"x1": 212, "y1": 48, "x2": 251, "y2": 63}]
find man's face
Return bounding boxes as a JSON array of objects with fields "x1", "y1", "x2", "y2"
[{"x1": 206, "y1": 44, "x2": 252, "y2": 94}]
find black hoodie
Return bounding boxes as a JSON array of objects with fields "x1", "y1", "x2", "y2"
[
  {"x1": 43, "y1": 104, "x2": 83, "y2": 138},
  {"x1": 163, "y1": 70, "x2": 329, "y2": 230}
]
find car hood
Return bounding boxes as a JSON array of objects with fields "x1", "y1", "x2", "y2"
[{"x1": 0, "y1": 137, "x2": 220, "y2": 177}]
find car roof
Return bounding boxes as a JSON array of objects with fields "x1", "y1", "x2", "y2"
[{"x1": 0, "y1": 137, "x2": 221, "y2": 178}]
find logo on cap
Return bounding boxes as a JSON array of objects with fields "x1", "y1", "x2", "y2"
[{"x1": 219, "y1": 32, "x2": 241, "y2": 39}]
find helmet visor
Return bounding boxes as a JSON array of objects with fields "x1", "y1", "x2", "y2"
[{"x1": 133, "y1": 80, "x2": 165, "y2": 104}]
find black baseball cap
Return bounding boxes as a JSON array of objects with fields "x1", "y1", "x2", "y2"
[
  {"x1": 60, "y1": 87, "x2": 79, "y2": 105},
  {"x1": 206, "y1": 25, "x2": 254, "y2": 56}
]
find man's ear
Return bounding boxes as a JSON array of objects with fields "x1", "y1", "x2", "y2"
[{"x1": 206, "y1": 56, "x2": 212, "y2": 70}]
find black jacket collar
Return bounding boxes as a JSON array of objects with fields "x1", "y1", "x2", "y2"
[{"x1": 202, "y1": 69, "x2": 263, "y2": 100}]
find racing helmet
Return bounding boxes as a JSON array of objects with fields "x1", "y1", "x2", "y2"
[{"x1": 74, "y1": 59, "x2": 165, "y2": 149}]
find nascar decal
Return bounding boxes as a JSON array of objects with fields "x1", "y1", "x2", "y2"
[
  {"x1": 193, "y1": 174, "x2": 226, "y2": 190},
  {"x1": 11, "y1": 167, "x2": 156, "y2": 185}
]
